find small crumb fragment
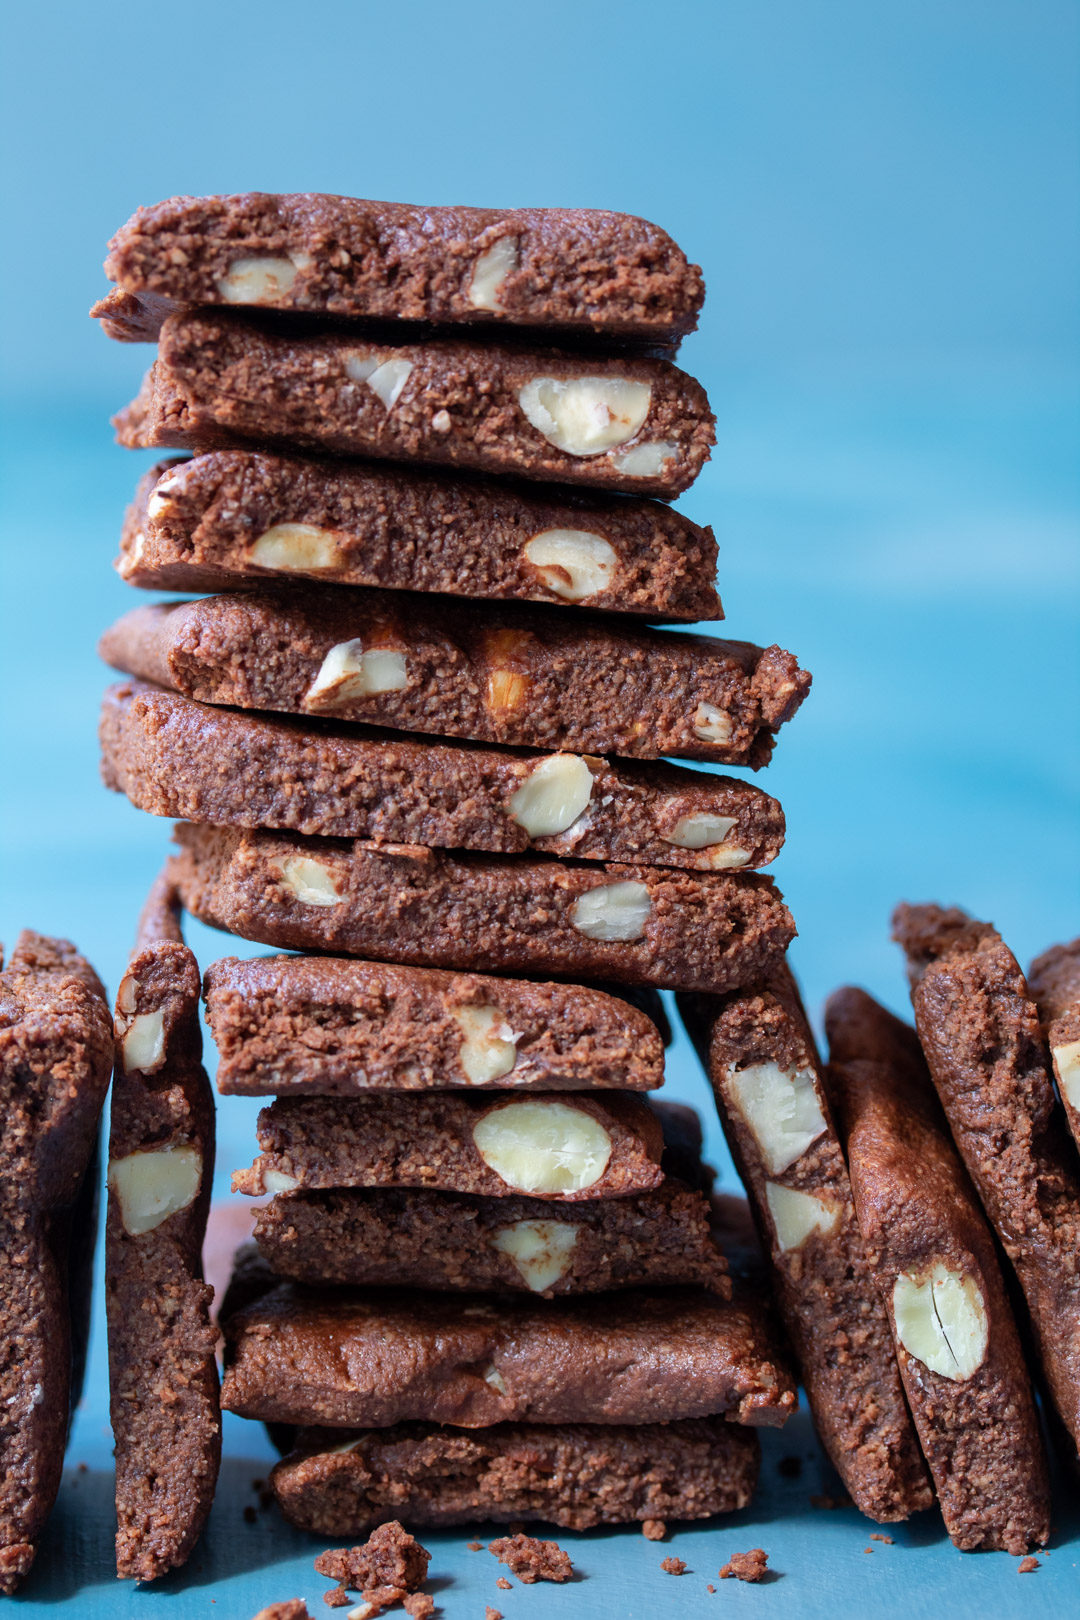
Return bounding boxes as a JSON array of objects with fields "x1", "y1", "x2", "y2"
[
  {"x1": 467, "y1": 1541, "x2": 483, "y2": 1552},
  {"x1": 706, "y1": 1584, "x2": 716, "y2": 1594},
  {"x1": 403, "y1": 1596, "x2": 434, "y2": 1619},
  {"x1": 252, "y1": 1605, "x2": 312, "y2": 1620},
  {"x1": 485, "y1": 1609, "x2": 502, "y2": 1620},
  {"x1": 719, "y1": 1549, "x2": 769, "y2": 1583},
  {"x1": 869, "y1": 1534, "x2": 894, "y2": 1545},
  {"x1": 864, "y1": 1547, "x2": 873, "y2": 1555},
  {"x1": 244, "y1": 1505, "x2": 258, "y2": 1525},
  {"x1": 355, "y1": 1588, "x2": 407, "y2": 1618},
  {"x1": 642, "y1": 1519, "x2": 667, "y2": 1541},
  {"x1": 316, "y1": 1524, "x2": 431, "y2": 1595},
  {"x1": 324, "y1": 1589, "x2": 351, "y2": 1609},
  {"x1": 1018, "y1": 1556, "x2": 1040, "y2": 1574},
  {"x1": 495, "y1": 1578, "x2": 511, "y2": 1591},
  {"x1": 660, "y1": 1557, "x2": 687, "y2": 1575},
  {"x1": 489, "y1": 1533, "x2": 573, "y2": 1584},
  {"x1": 778, "y1": 1455, "x2": 802, "y2": 1478}
]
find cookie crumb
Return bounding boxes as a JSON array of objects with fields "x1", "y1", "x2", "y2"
[
  {"x1": 316, "y1": 1524, "x2": 430, "y2": 1595},
  {"x1": 495, "y1": 1577, "x2": 511, "y2": 1590},
  {"x1": 489, "y1": 1533, "x2": 573, "y2": 1584},
  {"x1": 1018, "y1": 1556, "x2": 1040, "y2": 1574},
  {"x1": 864, "y1": 1546, "x2": 873, "y2": 1554},
  {"x1": 323, "y1": 1588, "x2": 350, "y2": 1608},
  {"x1": 660, "y1": 1557, "x2": 687, "y2": 1575},
  {"x1": 355, "y1": 1590, "x2": 407, "y2": 1619},
  {"x1": 252, "y1": 1605, "x2": 312, "y2": 1620},
  {"x1": 869, "y1": 1534, "x2": 894, "y2": 1545},
  {"x1": 467, "y1": 1541, "x2": 483, "y2": 1552},
  {"x1": 403, "y1": 1596, "x2": 434, "y2": 1619},
  {"x1": 706, "y1": 1585, "x2": 716, "y2": 1594},
  {"x1": 485, "y1": 1609, "x2": 502, "y2": 1620},
  {"x1": 719, "y1": 1549, "x2": 769, "y2": 1583},
  {"x1": 642, "y1": 1519, "x2": 667, "y2": 1541}
]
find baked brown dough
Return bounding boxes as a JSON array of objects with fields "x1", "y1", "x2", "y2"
[{"x1": 1028, "y1": 936, "x2": 1080, "y2": 1152}]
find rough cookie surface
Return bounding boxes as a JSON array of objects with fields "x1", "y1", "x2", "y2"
[{"x1": 314, "y1": 1520, "x2": 430, "y2": 1593}]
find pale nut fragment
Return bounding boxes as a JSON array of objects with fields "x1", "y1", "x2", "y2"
[
  {"x1": 892, "y1": 1263, "x2": 989, "y2": 1382},
  {"x1": 765, "y1": 1182, "x2": 841, "y2": 1253},
  {"x1": 725, "y1": 1062, "x2": 827, "y2": 1176},
  {"x1": 262, "y1": 1169, "x2": 302, "y2": 1195},
  {"x1": 249, "y1": 523, "x2": 346, "y2": 571},
  {"x1": 108, "y1": 1145, "x2": 203, "y2": 1236},
  {"x1": 662, "y1": 813, "x2": 737, "y2": 850},
  {"x1": 468, "y1": 235, "x2": 520, "y2": 311},
  {"x1": 216, "y1": 251, "x2": 312, "y2": 304},
  {"x1": 278, "y1": 855, "x2": 342, "y2": 907},
  {"x1": 611, "y1": 440, "x2": 679, "y2": 477},
  {"x1": 693, "y1": 703, "x2": 734, "y2": 745},
  {"x1": 571, "y1": 881, "x2": 652, "y2": 942},
  {"x1": 492, "y1": 1219, "x2": 579, "y2": 1292},
  {"x1": 522, "y1": 529, "x2": 618, "y2": 602},
  {"x1": 518, "y1": 376, "x2": 651, "y2": 457},
  {"x1": 305, "y1": 639, "x2": 409, "y2": 708},
  {"x1": 508, "y1": 754, "x2": 594, "y2": 837},
  {"x1": 122, "y1": 1010, "x2": 166, "y2": 1074},
  {"x1": 1052, "y1": 1038, "x2": 1080, "y2": 1111},
  {"x1": 127, "y1": 530, "x2": 147, "y2": 567},
  {"x1": 483, "y1": 1365, "x2": 509, "y2": 1395},
  {"x1": 472, "y1": 1100, "x2": 613, "y2": 1194},
  {"x1": 344, "y1": 351, "x2": 414, "y2": 410},
  {"x1": 116, "y1": 969, "x2": 138, "y2": 1016},
  {"x1": 484, "y1": 630, "x2": 531, "y2": 716},
  {"x1": 452, "y1": 1004, "x2": 518, "y2": 1084}
]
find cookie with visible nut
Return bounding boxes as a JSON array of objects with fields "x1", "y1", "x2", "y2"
[
  {"x1": 118, "y1": 450, "x2": 721, "y2": 621},
  {"x1": 679, "y1": 968, "x2": 932, "y2": 1524},
  {"x1": 106, "y1": 875, "x2": 220, "y2": 1580},
  {"x1": 166, "y1": 823, "x2": 795, "y2": 994},
  {"x1": 826, "y1": 985, "x2": 1050, "y2": 1554},
  {"x1": 1028, "y1": 936, "x2": 1080, "y2": 1151},
  {"x1": 99, "y1": 587, "x2": 809, "y2": 768},
  {"x1": 101, "y1": 683, "x2": 785, "y2": 874}
]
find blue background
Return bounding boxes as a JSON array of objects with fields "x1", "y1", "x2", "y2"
[{"x1": 0, "y1": 1, "x2": 1078, "y2": 1614}]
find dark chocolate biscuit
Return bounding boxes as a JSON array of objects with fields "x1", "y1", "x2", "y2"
[
  {"x1": 106, "y1": 880, "x2": 220, "y2": 1580},
  {"x1": 204, "y1": 954, "x2": 664, "y2": 1094},
  {"x1": 893, "y1": 903, "x2": 1080, "y2": 1456},
  {"x1": 826, "y1": 986, "x2": 1050, "y2": 1554},
  {"x1": 101, "y1": 682, "x2": 785, "y2": 873},
  {"x1": 680, "y1": 969, "x2": 932, "y2": 1523},
  {"x1": 113, "y1": 311, "x2": 715, "y2": 497},
  {"x1": 0, "y1": 934, "x2": 112, "y2": 1593},
  {"x1": 94, "y1": 194, "x2": 704, "y2": 343},
  {"x1": 1028, "y1": 936, "x2": 1080, "y2": 1151},
  {"x1": 167, "y1": 824, "x2": 796, "y2": 994},
  {"x1": 271, "y1": 1418, "x2": 758, "y2": 1536},
  {"x1": 99, "y1": 588, "x2": 809, "y2": 767},
  {"x1": 118, "y1": 451, "x2": 722, "y2": 621}
]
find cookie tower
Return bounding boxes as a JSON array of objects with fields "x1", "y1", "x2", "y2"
[{"x1": 94, "y1": 194, "x2": 810, "y2": 1555}]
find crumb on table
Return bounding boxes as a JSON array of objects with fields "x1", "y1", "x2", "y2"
[
  {"x1": 1018, "y1": 1556, "x2": 1041, "y2": 1574},
  {"x1": 642, "y1": 1518, "x2": 667, "y2": 1540},
  {"x1": 660, "y1": 1557, "x2": 687, "y2": 1575},
  {"x1": 404, "y1": 1595, "x2": 434, "y2": 1618},
  {"x1": 315, "y1": 1523, "x2": 431, "y2": 1595},
  {"x1": 719, "y1": 1549, "x2": 769, "y2": 1583},
  {"x1": 252, "y1": 1604, "x2": 312, "y2": 1620},
  {"x1": 869, "y1": 1534, "x2": 894, "y2": 1545},
  {"x1": 485, "y1": 1610, "x2": 503, "y2": 1620},
  {"x1": 323, "y1": 1588, "x2": 350, "y2": 1609},
  {"x1": 495, "y1": 1577, "x2": 511, "y2": 1590},
  {"x1": 489, "y1": 1533, "x2": 573, "y2": 1583}
]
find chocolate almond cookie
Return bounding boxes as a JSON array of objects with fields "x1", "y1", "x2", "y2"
[
  {"x1": 99, "y1": 589, "x2": 809, "y2": 768},
  {"x1": 94, "y1": 194, "x2": 704, "y2": 344},
  {"x1": 106, "y1": 879, "x2": 220, "y2": 1580},
  {"x1": 118, "y1": 452, "x2": 721, "y2": 621},
  {"x1": 1028, "y1": 936, "x2": 1080, "y2": 1151},
  {"x1": 271, "y1": 1418, "x2": 758, "y2": 1536},
  {"x1": 826, "y1": 986, "x2": 1050, "y2": 1554},
  {"x1": 220, "y1": 1279, "x2": 796, "y2": 1429},
  {"x1": 204, "y1": 954, "x2": 664, "y2": 1095},
  {"x1": 0, "y1": 933, "x2": 113, "y2": 1593},
  {"x1": 232, "y1": 1091, "x2": 665, "y2": 1201},
  {"x1": 101, "y1": 683, "x2": 785, "y2": 873},
  {"x1": 254, "y1": 1183, "x2": 727, "y2": 1297},
  {"x1": 893, "y1": 903, "x2": 1080, "y2": 1455},
  {"x1": 167, "y1": 824, "x2": 795, "y2": 994},
  {"x1": 680, "y1": 969, "x2": 932, "y2": 1523},
  {"x1": 114, "y1": 311, "x2": 715, "y2": 498}
]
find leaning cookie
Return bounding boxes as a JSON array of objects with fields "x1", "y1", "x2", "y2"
[
  {"x1": 679, "y1": 969, "x2": 932, "y2": 1523},
  {"x1": 1028, "y1": 936, "x2": 1080, "y2": 1151},
  {"x1": 893, "y1": 903, "x2": 1080, "y2": 1454},
  {"x1": 118, "y1": 451, "x2": 722, "y2": 622},
  {"x1": 114, "y1": 312, "x2": 715, "y2": 498},
  {"x1": 101, "y1": 683, "x2": 785, "y2": 873},
  {"x1": 0, "y1": 933, "x2": 113, "y2": 1592},
  {"x1": 825, "y1": 986, "x2": 1050, "y2": 1554},
  {"x1": 99, "y1": 589, "x2": 809, "y2": 768},
  {"x1": 105, "y1": 877, "x2": 220, "y2": 1580},
  {"x1": 167, "y1": 824, "x2": 795, "y2": 994}
]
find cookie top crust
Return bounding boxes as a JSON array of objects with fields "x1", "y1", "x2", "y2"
[{"x1": 1028, "y1": 937, "x2": 1080, "y2": 1148}]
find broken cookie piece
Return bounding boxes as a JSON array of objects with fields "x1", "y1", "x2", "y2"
[
  {"x1": 719, "y1": 1548, "x2": 769, "y2": 1582},
  {"x1": 488, "y1": 1532, "x2": 572, "y2": 1583},
  {"x1": 315, "y1": 1520, "x2": 430, "y2": 1597}
]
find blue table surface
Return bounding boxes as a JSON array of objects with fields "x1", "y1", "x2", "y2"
[{"x1": 0, "y1": 358, "x2": 1078, "y2": 1615}]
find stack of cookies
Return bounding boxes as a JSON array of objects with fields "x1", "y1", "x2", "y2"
[{"x1": 94, "y1": 193, "x2": 813, "y2": 1539}]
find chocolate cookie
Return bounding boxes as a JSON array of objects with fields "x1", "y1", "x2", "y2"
[
  {"x1": 204, "y1": 954, "x2": 664, "y2": 1095},
  {"x1": 231, "y1": 1091, "x2": 665, "y2": 1201},
  {"x1": 101, "y1": 682, "x2": 785, "y2": 872},
  {"x1": 1028, "y1": 936, "x2": 1080, "y2": 1150},
  {"x1": 167, "y1": 824, "x2": 795, "y2": 994},
  {"x1": 893, "y1": 903, "x2": 1080, "y2": 1455},
  {"x1": 99, "y1": 589, "x2": 809, "y2": 767},
  {"x1": 270, "y1": 1418, "x2": 758, "y2": 1536},
  {"x1": 105, "y1": 879, "x2": 220, "y2": 1580},
  {"x1": 118, "y1": 451, "x2": 721, "y2": 621},
  {"x1": 113, "y1": 312, "x2": 715, "y2": 498},
  {"x1": 826, "y1": 986, "x2": 1050, "y2": 1554},
  {"x1": 0, "y1": 933, "x2": 113, "y2": 1592},
  {"x1": 94, "y1": 194, "x2": 704, "y2": 344},
  {"x1": 679, "y1": 969, "x2": 932, "y2": 1523}
]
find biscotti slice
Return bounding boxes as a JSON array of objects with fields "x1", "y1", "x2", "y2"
[
  {"x1": 105, "y1": 877, "x2": 220, "y2": 1581},
  {"x1": 0, "y1": 933, "x2": 113, "y2": 1592},
  {"x1": 270, "y1": 1417, "x2": 756, "y2": 1536},
  {"x1": 1028, "y1": 936, "x2": 1080, "y2": 1150},
  {"x1": 101, "y1": 682, "x2": 785, "y2": 873},
  {"x1": 678, "y1": 969, "x2": 932, "y2": 1523},
  {"x1": 93, "y1": 194, "x2": 704, "y2": 344},
  {"x1": 826, "y1": 986, "x2": 1050, "y2": 1554},
  {"x1": 894, "y1": 903, "x2": 1080, "y2": 1455},
  {"x1": 232, "y1": 1091, "x2": 664, "y2": 1201},
  {"x1": 168, "y1": 824, "x2": 795, "y2": 994},
  {"x1": 113, "y1": 311, "x2": 715, "y2": 498},
  {"x1": 118, "y1": 451, "x2": 722, "y2": 621},
  {"x1": 205, "y1": 954, "x2": 664, "y2": 1094},
  {"x1": 220, "y1": 1275, "x2": 796, "y2": 1429},
  {"x1": 99, "y1": 589, "x2": 809, "y2": 767}
]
